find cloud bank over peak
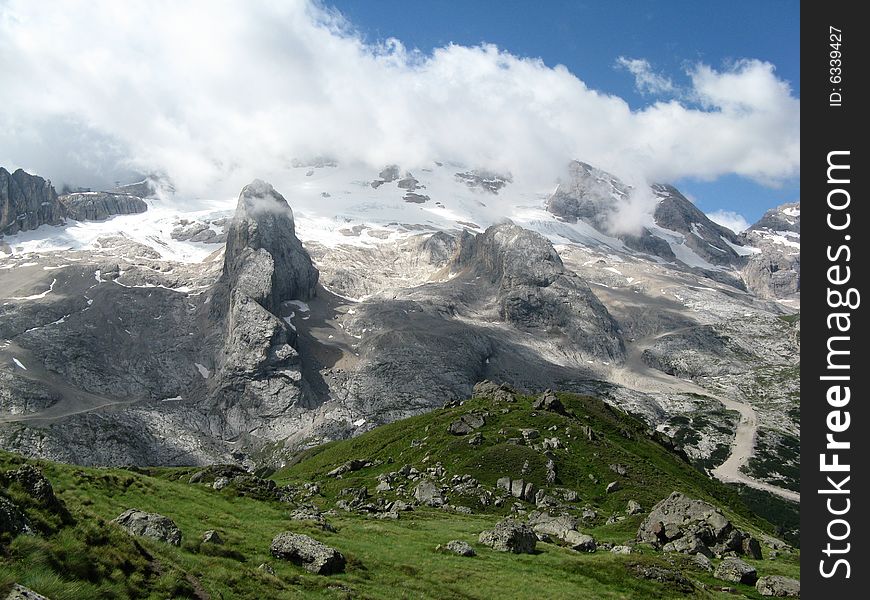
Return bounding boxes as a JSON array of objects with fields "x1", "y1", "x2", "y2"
[{"x1": 0, "y1": 0, "x2": 799, "y2": 200}]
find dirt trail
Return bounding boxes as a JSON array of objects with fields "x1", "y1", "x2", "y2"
[
  {"x1": 611, "y1": 332, "x2": 800, "y2": 504},
  {"x1": 0, "y1": 341, "x2": 139, "y2": 423}
]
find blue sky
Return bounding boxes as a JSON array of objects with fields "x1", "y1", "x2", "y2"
[{"x1": 329, "y1": 0, "x2": 800, "y2": 225}]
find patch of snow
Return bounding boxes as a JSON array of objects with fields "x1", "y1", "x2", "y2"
[
  {"x1": 195, "y1": 363, "x2": 211, "y2": 379},
  {"x1": 353, "y1": 418, "x2": 366, "y2": 427},
  {"x1": 12, "y1": 358, "x2": 26, "y2": 370},
  {"x1": 720, "y1": 236, "x2": 761, "y2": 256}
]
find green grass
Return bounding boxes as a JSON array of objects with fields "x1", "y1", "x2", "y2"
[{"x1": 0, "y1": 392, "x2": 800, "y2": 599}]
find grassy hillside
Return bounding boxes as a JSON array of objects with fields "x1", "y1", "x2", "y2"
[{"x1": 0, "y1": 391, "x2": 799, "y2": 599}]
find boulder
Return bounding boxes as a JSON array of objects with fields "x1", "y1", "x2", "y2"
[
  {"x1": 0, "y1": 496, "x2": 31, "y2": 536},
  {"x1": 413, "y1": 480, "x2": 445, "y2": 507},
  {"x1": 472, "y1": 380, "x2": 517, "y2": 403},
  {"x1": 438, "y1": 540, "x2": 476, "y2": 557},
  {"x1": 270, "y1": 532, "x2": 346, "y2": 575},
  {"x1": 742, "y1": 536, "x2": 763, "y2": 559},
  {"x1": 4, "y1": 584, "x2": 51, "y2": 600},
  {"x1": 447, "y1": 413, "x2": 486, "y2": 435},
  {"x1": 637, "y1": 492, "x2": 755, "y2": 557},
  {"x1": 202, "y1": 530, "x2": 223, "y2": 544},
  {"x1": 532, "y1": 390, "x2": 566, "y2": 414},
  {"x1": 606, "y1": 481, "x2": 621, "y2": 493},
  {"x1": 562, "y1": 530, "x2": 597, "y2": 552},
  {"x1": 1, "y1": 465, "x2": 68, "y2": 519},
  {"x1": 112, "y1": 509, "x2": 182, "y2": 546},
  {"x1": 479, "y1": 519, "x2": 537, "y2": 554},
  {"x1": 714, "y1": 557, "x2": 758, "y2": 585},
  {"x1": 662, "y1": 534, "x2": 713, "y2": 558},
  {"x1": 626, "y1": 500, "x2": 643, "y2": 515},
  {"x1": 756, "y1": 575, "x2": 800, "y2": 597},
  {"x1": 610, "y1": 545, "x2": 633, "y2": 555}
]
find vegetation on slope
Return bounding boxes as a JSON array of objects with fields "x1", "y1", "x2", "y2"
[{"x1": 1, "y1": 391, "x2": 799, "y2": 599}]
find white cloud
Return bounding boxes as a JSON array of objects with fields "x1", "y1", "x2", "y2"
[
  {"x1": 615, "y1": 57, "x2": 675, "y2": 95},
  {"x1": 0, "y1": 0, "x2": 799, "y2": 201},
  {"x1": 707, "y1": 210, "x2": 751, "y2": 233}
]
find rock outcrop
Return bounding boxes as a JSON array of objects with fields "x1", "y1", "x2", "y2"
[
  {"x1": 270, "y1": 532, "x2": 346, "y2": 574},
  {"x1": 112, "y1": 509, "x2": 182, "y2": 545},
  {"x1": 741, "y1": 203, "x2": 800, "y2": 301},
  {"x1": 0, "y1": 496, "x2": 31, "y2": 536},
  {"x1": 1, "y1": 167, "x2": 64, "y2": 235},
  {"x1": 479, "y1": 518, "x2": 537, "y2": 553},
  {"x1": 637, "y1": 492, "x2": 760, "y2": 558},
  {"x1": 451, "y1": 223, "x2": 625, "y2": 362},
  {"x1": 58, "y1": 192, "x2": 147, "y2": 221},
  {"x1": 218, "y1": 179, "x2": 318, "y2": 315}
]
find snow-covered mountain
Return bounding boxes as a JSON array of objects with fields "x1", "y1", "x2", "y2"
[{"x1": 0, "y1": 161, "x2": 799, "y2": 499}]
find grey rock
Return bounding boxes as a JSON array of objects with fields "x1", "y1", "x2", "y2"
[
  {"x1": 257, "y1": 562, "x2": 275, "y2": 575},
  {"x1": 4, "y1": 584, "x2": 51, "y2": 600},
  {"x1": 1, "y1": 465, "x2": 63, "y2": 513},
  {"x1": 605, "y1": 481, "x2": 621, "y2": 493},
  {"x1": 454, "y1": 170, "x2": 511, "y2": 194},
  {"x1": 413, "y1": 480, "x2": 445, "y2": 507},
  {"x1": 270, "y1": 532, "x2": 346, "y2": 575},
  {"x1": 637, "y1": 492, "x2": 750, "y2": 557},
  {"x1": 478, "y1": 519, "x2": 537, "y2": 553},
  {"x1": 532, "y1": 390, "x2": 566, "y2": 414},
  {"x1": 562, "y1": 530, "x2": 597, "y2": 552},
  {"x1": 0, "y1": 496, "x2": 31, "y2": 536},
  {"x1": 473, "y1": 381, "x2": 517, "y2": 403},
  {"x1": 756, "y1": 575, "x2": 800, "y2": 597},
  {"x1": 714, "y1": 557, "x2": 758, "y2": 585},
  {"x1": 610, "y1": 545, "x2": 633, "y2": 554},
  {"x1": 218, "y1": 179, "x2": 318, "y2": 315},
  {"x1": 213, "y1": 477, "x2": 230, "y2": 490},
  {"x1": 202, "y1": 530, "x2": 223, "y2": 544},
  {"x1": 1, "y1": 167, "x2": 64, "y2": 236},
  {"x1": 438, "y1": 540, "x2": 476, "y2": 557},
  {"x1": 112, "y1": 508, "x2": 182, "y2": 546},
  {"x1": 378, "y1": 165, "x2": 400, "y2": 182},
  {"x1": 662, "y1": 534, "x2": 712, "y2": 558},
  {"x1": 59, "y1": 192, "x2": 147, "y2": 221},
  {"x1": 692, "y1": 553, "x2": 714, "y2": 572}
]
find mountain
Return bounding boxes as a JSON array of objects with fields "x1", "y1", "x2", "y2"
[
  {"x1": 545, "y1": 161, "x2": 750, "y2": 277},
  {"x1": 0, "y1": 161, "x2": 799, "y2": 503}
]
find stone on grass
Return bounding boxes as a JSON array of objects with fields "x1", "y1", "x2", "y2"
[
  {"x1": 437, "y1": 540, "x2": 476, "y2": 557},
  {"x1": 756, "y1": 575, "x2": 800, "y2": 597},
  {"x1": 479, "y1": 519, "x2": 536, "y2": 554},
  {"x1": 112, "y1": 509, "x2": 182, "y2": 546},
  {"x1": 714, "y1": 557, "x2": 758, "y2": 585},
  {"x1": 270, "y1": 532, "x2": 346, "y2": 575}
]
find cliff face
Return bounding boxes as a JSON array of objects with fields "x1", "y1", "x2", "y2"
[
  {"x1": 58, "y1": 192, "x2": 148, "y2": 221},
  {"x1": 0, "y1": 168, "x2": 65, "y2": 235}
]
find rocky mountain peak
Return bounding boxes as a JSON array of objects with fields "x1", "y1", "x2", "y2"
[
  {"x1": 452, "y1": 222, "x2": 565, "y2": 287},
  {"x1": 747, "y1": 202, "x2": 800, "y2": 235},
  {"x1": 221, "y1": 179, "x2": 318, "y2": 313}
]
